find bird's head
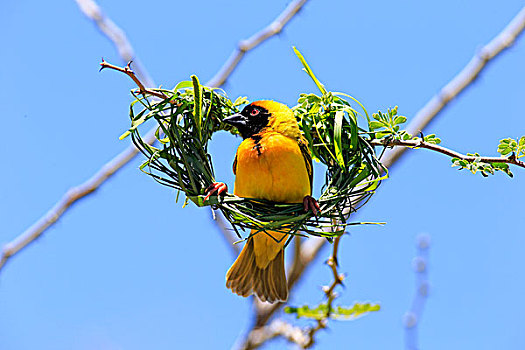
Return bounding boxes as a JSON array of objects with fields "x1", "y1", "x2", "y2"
[{"x1": 224, "y1": 100, "x2": 301, "y2": 139}]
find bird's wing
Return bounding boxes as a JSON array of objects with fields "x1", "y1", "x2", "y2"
[{"x1": 298, "y1": 137, "x2": 313, "y2": 192}]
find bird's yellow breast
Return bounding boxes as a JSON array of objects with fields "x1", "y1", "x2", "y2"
[{"x1": 233, "y1": 131, "x2": 311, "y2": 203}]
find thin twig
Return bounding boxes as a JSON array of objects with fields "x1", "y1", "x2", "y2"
[
  {"x1": 237, "y1": 6, "x2": 525, "y2": 349},
  {"x1": 404, "y1": 234, "x2": 431, "y2": 350},
  {"x1": 381, "y1": 5, "x2": 525, "y2": 169},
  {"x1": 99, "y1": 59, "x2": 168, "y2": 99},
  {"x1": 0, "y1": 0, "x2": 308, "y2": 273},
  {"x1": 370, "y1": 138, "x2": 525, "y2": 169},
  {"x1": 303, "y1": 235, "x2": 343, "y2": 349}
]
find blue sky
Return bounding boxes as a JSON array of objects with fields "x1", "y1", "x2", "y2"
[{"x1": 1, "y1": 1, "x2": 524, "y2": 349}]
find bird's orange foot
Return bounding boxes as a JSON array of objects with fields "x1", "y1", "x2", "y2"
[
  {"x1": 303, "y1": 195, "x2": 321, "y2": 218},
  {"x1": 204, "y1": 182, "x2": 228, "y2": 202}
]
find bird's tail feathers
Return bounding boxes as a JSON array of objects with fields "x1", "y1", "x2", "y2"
[{"x1": 226, "y1": 238, "x2": 288, "y2": 303}]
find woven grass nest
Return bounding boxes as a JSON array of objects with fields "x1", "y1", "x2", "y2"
[{"x1": 124, "y1": 53, "x2": 386, "y2": 241}]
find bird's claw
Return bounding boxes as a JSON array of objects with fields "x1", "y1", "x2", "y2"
[
  {"x1": 303, "y1": 195, "x2": 321, "y2": 218},
  {"x1": 204, "y1": 182, "x2": 228, "y2": 202}
]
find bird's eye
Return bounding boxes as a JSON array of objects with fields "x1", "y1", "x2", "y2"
[{"x1": 250, "y1": 108, "x2": 260, "y2": 116}]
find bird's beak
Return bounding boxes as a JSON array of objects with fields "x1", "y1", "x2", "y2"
[{"x1": 223, "y1": 113, "x2": 248, "y2": 128}]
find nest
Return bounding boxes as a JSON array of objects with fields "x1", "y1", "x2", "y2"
[{"x1": 126, "y1": 75, "x2": 385, "y2": 241}]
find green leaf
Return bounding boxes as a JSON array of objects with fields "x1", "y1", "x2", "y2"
[
  {"x1": 349, "y1": 110, "x2": 359, "y2": 151},
  {"x1": 293, "y1": 47, "x2": 327, "y2": 95},
  {"x1": 499, "y1": 147, "x2": 512, "y2": 156},
  {"x1": 498, "y1": 137, "x2": 516, "y2": 155},
  {"x1": 334, "y1": 111, "x2": 345, "y2": 168},
  {"x1": 493, "y1": 162, "x2": 514, "y2": 177},
  {"x1": 369, "y1": 121, "x2": 384, "y2": 130},
  {"x1": 393, "y1": 116, "x2": 407, "y2": 125},
  {"x1": 424, "y1": 134, "x2": 442, "y2": 145},
  {"x1": 333, "y1": 92, "x2": 370, "y2": 123},
  {"x1": 191, "y1": 75, "x2": 203, "y2": 140},
  {"x1": 174, "y1": 80, "x2": 193, "y2": 91},
  {"x1": 233, "y1": 96, "x2": 249, "y2": 107}
]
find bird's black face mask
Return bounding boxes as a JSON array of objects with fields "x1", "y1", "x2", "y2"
[{"x1": 223, "y1": 105, "x2": 270, "y2": 139}]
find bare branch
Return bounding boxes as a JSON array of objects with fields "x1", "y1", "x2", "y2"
[
  {"x1": 403, "y1": 234, "x2": 431, "y2": 350},
  {"x1": 206, "y1": 0, "x2": 309, "y2": 88},
  {"x1": 210, "y1": 208, "x2": 240, "y2": 257},
  {"x1": 239, "y1": 319, "x2": 309, "y2": 349},
  {"x1": 0, "y1": 0, "x2": 309, "y2": 273},
  {"x1": 370, "y1": 138, "x2": 525, "y2": 169},
  {"x1": 381, "y1": 5, "x2": 525, "y2": 169},
  {"x1": 0, "y1": 127, "x2": 157, "y2": 271},
  {"x1": 75, "y1": 0, "x2": 154, "y2": 87}
]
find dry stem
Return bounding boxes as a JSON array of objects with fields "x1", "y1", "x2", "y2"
[
  {"x1": 99, "y1": 59, "x2": 167, "y2": 100},
  {"x1": 303, "y1": 235, "x2": 343, "y2": 349}
]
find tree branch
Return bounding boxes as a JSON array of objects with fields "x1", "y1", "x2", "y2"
[
  {"x1": 381, "y1": 5, "x2": 525, "y2": 169},
  {"x1": 238, "y1": 319, "x2": 309, "y2": 349},
  {"x1": 75, "y1": 0, "x2": 154, "y2": 87},
  {"x1": 0, "y1": 0, "x2": 309, "y2": 273},
  {"x1": 403, "y1": 234, "x2": 431, "y2": 350},
  {"x1": 209, "y1": 208, "x2": 240, "y2": 257},
  {"x1": 206, "y1": 0, "x2": 308, "y2": 88},
  {"x1": 370, "y1": 138, "x2": 525, "y2": 169}
]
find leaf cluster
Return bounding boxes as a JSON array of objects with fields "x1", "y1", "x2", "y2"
[
  {"x1": 368, "y1": 107, "x2": 520, "y2": 178},
  {"x1": 450, "y1": 137, "x2": 525, "y2": 177},
  {"x1": 368, "y1": 107, "x2": 441, "y2": 144},
  {"x1": 451, "y1": 153, "x2": 513, "y2": 177},
  {"x1": 498, "y1": 137, "x2": 525, "y2": 158},
  {"x1": 284, "y1": 302, "x2": 380, "y2": 321}
]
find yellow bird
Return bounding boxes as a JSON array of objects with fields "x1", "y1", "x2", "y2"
[{"x1": 205, "y1": 100, "x2": 319, "y2": 303}]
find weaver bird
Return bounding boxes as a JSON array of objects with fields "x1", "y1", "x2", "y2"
[{"x1": 205, "y1": 100, "x2": 320, "y2": 303}]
